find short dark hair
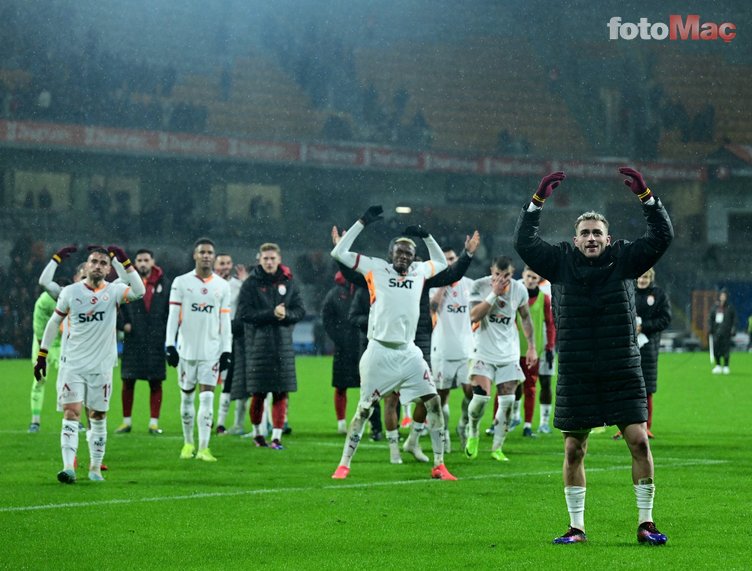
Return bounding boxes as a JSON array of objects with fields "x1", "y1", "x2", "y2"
[
  {"x1": 136, "y1": 249, "x2": 154, "y2": 258},
  {"x1": 193, "y1": 237, "x2": 215, "y2": 251},
  {"x1": 88, "y1": 247, "x2": 109, "y2": 258},
  {"x1": 442, "y1": 246, "x2": 457, "y2": 254},
  {"x1": 492, "y1": 255, "x2": 513, "y2": 271},
  {"x1": 216, "y1": 252, "x2": 232, "y2": 259}
]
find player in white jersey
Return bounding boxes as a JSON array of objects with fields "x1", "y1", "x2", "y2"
[
  {"x1": 213, "y1": 253, "x2": 249, "y2": 436},
  {"x1": 165, "y1": 238, "x2": 232, "y2": 462},
  {"x1": 465, "y1": 256, "x2": 538, "y2": 462},
  {"x1": 330, "y1": 205, "x2": 456, "y2": 481},
  {"x1": 429, "y1": 246, "x2": 475, "y2": 451},
  {"x1": 34, "y1": 246, "x2": 145, "y2": 483}
]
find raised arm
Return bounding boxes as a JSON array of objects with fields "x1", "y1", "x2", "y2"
[
  {"x1": 39, "y1": 245, "x2": 77, "y2": 300},
  {"x1": 330, "y1": 205, "x2": 384, "y2": 270},
  {"x1": 108, "y1": 246, "x2": 145, "y2": 301},
  {"x1": 403, "y1": 225, "x2": 447, "y2": 275}
]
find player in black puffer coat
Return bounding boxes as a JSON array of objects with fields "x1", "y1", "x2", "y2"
[{"x1": 514, "y1": 167, "x2": 673, "y2": 546}]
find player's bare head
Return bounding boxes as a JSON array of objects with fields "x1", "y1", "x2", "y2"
[
  {"x1": 135, "y1": 249, "x2": 154, "y2": 277},
  {"x1": 491, "y1": 256, "x2": 513, "y2": 278},
  {"x1": 73, "y1": 262, "x2": 86, "y2": 283},
  {"x1": 574, "y1": 212, "x2": 610, "y2": 258},
  {"x1": 522, "y1": 265, "x2": 541, "y2": 289},
  {"x1": 259, "y1": 243, "x2": 281, "y2": 275},
  {"x1": 637, "y1": 268, "x2": 655, "y2": 289},
  {"x1": 718, "y1": 288, "x2": 728, "y2": 303},
  {"x1": 214, "y1": 253, "x2": 233, "y2": 279},
  {"x1": 193, "y1": 238, "x2": 216, "y2": 272},
  {"x1": 388, "y1": 237, "x2": 416, "y2": 274},
  {"x1": 86, "y1": 248, "x2": 111, "y2": 283},
  {"x1": 442, "y1": 246, "x2": 457, "y2": 265}
]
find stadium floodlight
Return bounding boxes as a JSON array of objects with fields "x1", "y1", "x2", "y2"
[{"x1": 395, "y1": 206, "x2": 412, "y2": 214}]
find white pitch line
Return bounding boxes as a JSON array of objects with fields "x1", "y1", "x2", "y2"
[{"x1": 0, "y1": 458, "x2": 727, "y2": 514}]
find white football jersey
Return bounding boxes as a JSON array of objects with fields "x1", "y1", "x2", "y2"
[
  {"x1": 227, "y1": 276, "x2": 243, "y2": 319},
  {"x1": 169, "y1": 271, "x2": 231, "y2": 360},
  {"x1": 55, "y1": 281, "x2": 131, "y2": 373},
  {"x1": 430, "y1": 277, "x2": 474, "y2": 361},
  {"x1": 354, "y1": 255, "x2": 438, "y2": 345},
  {"x1": 470, "y1": 276, "x2": 528, "y2": 364}
]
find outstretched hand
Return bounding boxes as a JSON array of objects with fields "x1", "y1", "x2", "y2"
[
  {"x1": 619, "y1": 166, "x2": 653, "y2": 202},
  {"x1": 53, "y1": 245, "x2": 77, "y2": 263},
  {"x1": 360, "y1": 205, "x2": 384, "y2": 226},
  {"x1": 465, "y1": 231, "x2": 480, "y2": 254},
  {"x1": 532, "y1": 171, "x2": 566, "y2": 207}
]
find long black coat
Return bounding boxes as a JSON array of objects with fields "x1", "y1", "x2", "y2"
[
  {"x1": 636, "y1": 284, "x2": 671, "y2": 393},
  {"x1": 321, "y1": 279, "x2": 361, "y2": 389},
  {"x1": 514, "y1": 200, "x2": 673, "y2": 431},
  {"x1": 338, "y1": 249, "x2": 474, "y2": 364},
  {"x1": 120, "y1": 267, "x2": 170, "y2": 381},
  {"x1": 709, "y1": 302, "x2": 737, "y2": 348},
  {"x1": 233, "y1": 265, "x2": 305, "y2": 396}
]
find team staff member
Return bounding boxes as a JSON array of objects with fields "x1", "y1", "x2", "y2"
[
  {"x1": 116, "y1": 249, "x2": 171, "y2": 435},
  {"x1": 514, "y1": 167, "x2": 673, "y2": 546},
  {"x1": 235, "y1": 243, "x2": 305, "y2": 450}
]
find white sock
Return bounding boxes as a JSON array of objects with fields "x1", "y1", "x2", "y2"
[
  {"x1": 337, "y1": 419, "x2": 347, "y2": 431},
  {"x1": 149, "y1": 417, "x2": 159, "y2": 427},
  {"x1": 88, "y1": 418, "x2": 107, "y2": 472},
  {"x1": 467, "y1": 394, "x2": 490, "y2": 437},
  {"x1": 122, "y1": 416, "x2": 132, "y2": 427},
  {"x1": 387, "y1": 429, "x2": 400, "y2": 456},
  {"x1": 232, "y1": 398, "x2": 248, "y2": 428},
  {"x1": 217, "y1": 392, "x2": 231, "y2": 427},
  {"x1": 253, "y1": 424, "x2": 263, "y2": 438},
  {"x1": 524, "y1": 421, "x2": 532, "y2": 429},
  {"x1": 512, "y1": 399, "x2": 521, "y2": 422},
  {"x1": 338, "y1": 409, "x2": 369, "y2": 468},
  {"x1": 271, "y1": 428, "x2": 282, "y2": 441},
  {"x1": 197, "y1": 391, "x2": 214, "y2": 450},
  {"x1": 540, "y1": 404, "x2": 552, "y2": 427},
  {"x1": 181, "y1": 391, "x2": 195, "y2": 445},
  {"x1": 565, "y1": 486, "x2": 586, "y2": 530},
  {"x1": 61, "y1": 419, "x2": 79, "y2": 471},
  {"x1": 406, "y1": 421, "x2": 426, "y2": 448},
  {"x1": 425, "y1": 404, "x2": 445, "y2": 467},
  {"x1": 492, "y1": 394, "x2": 515, "y2": 451},
  {"x1": 634, "y1": 479, "x2": 655, "y2": 524}
]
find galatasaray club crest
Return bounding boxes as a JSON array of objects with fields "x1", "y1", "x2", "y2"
[
  {"x1": 201, "y1": 288, "x2": 208, "y2": 295},
  {"x1": 278, "y1": 284, "x2": 287, "y2": 296},
  {"x1": 90, "y1": 297, "x2": 98, "y2": 304},
  {"x1": 647, "y1": 295, "x2": 655, "y2": 306}
]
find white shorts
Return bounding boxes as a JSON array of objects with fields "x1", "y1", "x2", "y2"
[
  {"x1": 432, "y1": 358, "x2": 469, "y2": 390},
  {"x1": 469, "y1": 359, "x2": 525, "y2": 386},
  {"x1": 359, "y1": 341, "x2": 436, "y2": 407},
  {"x1": 56, "y1": 367, "x2": 113, "y2": 412},
  {"x1": 538, "y1": 351, "x2": 556, "y2": 376},
  {"x1": 179, "y1": 358, "x2": 220, "y2": 391}
]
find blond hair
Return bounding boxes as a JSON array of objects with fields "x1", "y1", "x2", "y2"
[
  {"x1": 574, "y1": 211, "x2": 609, "y2": 233},
  {"x1": 259, "y1": 242, "x2": 281, "y2": 255}
]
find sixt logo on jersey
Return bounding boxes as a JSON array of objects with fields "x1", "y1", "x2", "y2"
[
  {"x1": 447, "y1": 303, "x2": 467, "y2": 314},
  {"x1": 388, "y1": 277, "x2": 415, "y2": 289},
  {"x1": 78, "y1": 311, "x2": 105, "y2": 323},
  {"x1": 489, "y1": 314, "x2": 512, "y2": 325},
  {"x1": 191, "y1": 303, "x2": 215, "y2": 313},
  {"x1": 607, "y1": 15, "x2": 736, "y2": 43}
]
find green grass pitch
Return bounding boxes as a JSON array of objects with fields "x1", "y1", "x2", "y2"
[{"x1": 0, "y1": 352, "x2": 750, "y2": 570}]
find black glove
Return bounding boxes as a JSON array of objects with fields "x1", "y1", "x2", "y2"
[
  {"x1": 33, "y1": 350, "x2": 48, "y2": 382},
  {"x1": 219, "y1": 352, "x2": 232, "y2": 372},
  {"x1": 404, "y1": 225, "x2": 430, "y2": 239},
  {"x1": 545, "y1": 350, "x2": 554, "y2": 369},
  {"x1": 360, "y1": 205, "x2": 384, "y2": 226},
  {"x1": 165, "y1": 346, "x2": 180, "y2": 368}
]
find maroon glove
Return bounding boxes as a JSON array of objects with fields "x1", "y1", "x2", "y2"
[
  {"x1": 107, "y1": 245, "x2": 132, "y2": 268},
  {"x1": 619, "y1": 167, "x2": 653, "y2": 203},
  {"x1": 532, "y1": 171, "x2": 566, "y2": 207},
  {"x1": 52, "y1": 245, "x2": 77, "y2": 264},
  {"x1": 33, "y1": 349, "x2": 48, "y2": 382}
]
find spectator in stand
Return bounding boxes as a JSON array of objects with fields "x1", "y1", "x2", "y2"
[{"x1": 709, "y1": 288, "x2": 737, "y2": 375}]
